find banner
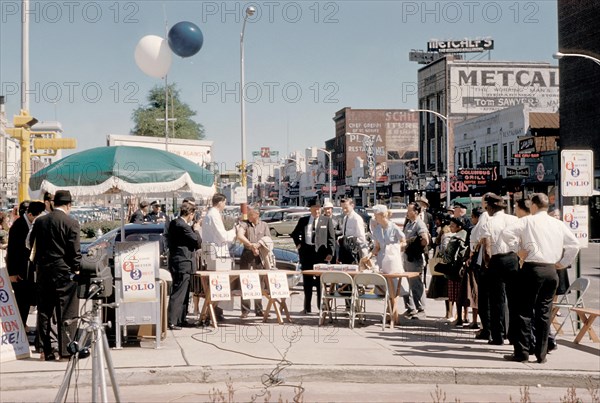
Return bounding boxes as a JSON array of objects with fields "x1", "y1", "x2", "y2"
[
  {"x1": 561, "y1": 150, "x2": 594, "y2": 197},
  {"x1": 239, "y1": 272, "x2": 262, "y2": 300},
  {"x1": 0, "y1": 254, "x2": 30, "y2": 362}
]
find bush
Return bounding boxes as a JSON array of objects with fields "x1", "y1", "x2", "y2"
[{"x1": 81, "y1": 220, "x2": 121, "y2": 238}]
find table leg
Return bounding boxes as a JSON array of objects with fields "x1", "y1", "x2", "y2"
[
  {"x1": 386, "y1": 277, "x2": 398, "y2": 328},
  {"x1": 200, "y1": 277, "x2": 218, "y2": 329},
  {"x1": 279, "y1": 299, "x2": 292, "y2": 323},
  {"x1": 574, "y1": 312, "x2": 600, "y2": 344},
  {"x1": 550, "y1": 307, "x2": 563, "y2": 334}
]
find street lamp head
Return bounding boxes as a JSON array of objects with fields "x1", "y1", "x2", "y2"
[
  {"x1": 408, "y1": 109, "x2": 417, "y2": 113},
  {"x1": 246, "y1": 6, "x2": 256, "y2": 16},
  {"x1": 553, "y1": 52, "x2": 564, "y2": 60}
]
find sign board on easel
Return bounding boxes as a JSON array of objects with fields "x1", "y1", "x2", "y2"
[
  {"x1": 114, "y1": 241, "x2": 161, "y2": 349},
  {"x1": 0, "y1": 252, "x2": 31, "y2": 362}
]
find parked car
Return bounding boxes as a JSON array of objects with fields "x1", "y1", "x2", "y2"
[
  {"x1": 229, "y1": 244, "x2": 302, "y2": 288},
  {"x1": 81, "y1": 223, "x2": 168, "y2": 273},
  {"x1": 389, "y1": 208, "x2": 408, "y2": 229},
  {"x1": 268, "y1": 211, "x2": 310, "y2": 237}
]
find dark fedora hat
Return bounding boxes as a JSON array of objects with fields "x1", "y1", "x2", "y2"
[
  {"x1": 307, "y1": 199, "x2": 321, "y2": 208},
  {"x1": 54, "y1": 190, "x2": 73, "y2": 205}
]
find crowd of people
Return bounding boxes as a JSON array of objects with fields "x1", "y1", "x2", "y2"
[{"x1": 1, "y1": 190, "x2": 581, "y2": 365}]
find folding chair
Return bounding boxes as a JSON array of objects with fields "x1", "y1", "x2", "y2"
[
  {"x1": 319, "y1": 272, "x2": 354, "y2": 328},
  {"x1": 551, "y1": 277, "x2": 590, "y2": 335},
  {"x1": 352, "y1": 273, "x2": 389, "y2": 331}
]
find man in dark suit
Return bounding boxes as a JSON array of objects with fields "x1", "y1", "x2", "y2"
[
  {"x1": 167, "y1": 201, "x2": 202, "y2": 330},
  {"x1": 30, "y1": 190, "x2": 81, "y2": 361},
  {"x1": 291, "y1": 199, "x2": 335, "y2": 314},
  {"x1": 6, "y1": 201, "x2": 46, "y2": 326},
  {"x1": 129, "y1": 200, "x2": 150, "y2": 224}
]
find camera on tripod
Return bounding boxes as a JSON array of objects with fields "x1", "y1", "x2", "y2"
[{"x1": 77, "y1": 253, "x2": 114, "y2": 300}]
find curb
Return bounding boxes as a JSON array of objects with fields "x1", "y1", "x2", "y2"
[{"x1": 2, "y1": 365, "x2": 599, "y2": 391}]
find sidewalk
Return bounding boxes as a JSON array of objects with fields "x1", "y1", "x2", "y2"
[{"x1": 1, "y1": 295, "x2": 599, "y2": 394}]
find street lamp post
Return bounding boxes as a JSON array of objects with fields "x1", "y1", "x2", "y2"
[
  {"x1": 553, "y1": 51, "x2": 600, "y2": 66},
  {"x1": 240, "y1": 5, "x2": 256, "y2": 218},
  {"x1": 317, "y1": 148, "x2": 333, "y2": 202},
  {"x1": 409, "y1": 109, "x2": 451, "y2": 206},
  {"x1": 345, "y1": 132, "x2": 376, "y2": 206}
]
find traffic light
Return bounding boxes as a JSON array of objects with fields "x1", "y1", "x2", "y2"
[{"x1": 6, "y1": 110, "x2": 77, "y2": 202}]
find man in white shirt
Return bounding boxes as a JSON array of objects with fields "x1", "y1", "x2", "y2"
[
  {"x1": 481, "y1": 193, "x2": 519, "y2": 345},
  {"x1": 337, "y1": 198, "x2": 368, "y2": 264},
  {"x1": 501, "y1": 193, "x2": 580, "y2": 364},
  {"x1": 201, "y1": 193, "x2": 236, "y2": 321}
]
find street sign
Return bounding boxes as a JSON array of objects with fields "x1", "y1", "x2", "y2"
[
  {"x1": 561, "y1": 150, "x2": 594, "y2": 196},
  {"x1": 562, "y1": 205, "x2": 589, "y2": 249}
]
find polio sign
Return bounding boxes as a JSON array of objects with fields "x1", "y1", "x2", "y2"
[{"x1": 561, "y1": 150, "x2": 594, "y2": 197}]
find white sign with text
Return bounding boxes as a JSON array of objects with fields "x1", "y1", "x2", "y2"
[
  {"x1": 0, "y1": 255, "x2": 30, "y2": 362},
  {"x1": 116, "y1": 242, "x2": 159, "y2": 302},
  {"x1": 561, "y1": 150, "x2": 594, "y2": 197},
  {"x1": 239, "y1": 272, "x2": 263, "y2": 300},
  {"x1": 209, "y1": 273, "x2": 232, "y2": 301},
  {"x1": 267, "y1": 272, "x2": 290, "y2": 299},
  {"x1": 563, "y1": 205, "x2": 589, "y2": 249}
]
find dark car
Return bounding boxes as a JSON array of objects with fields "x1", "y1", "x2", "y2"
[
  {"x1": 81, "y1": 223, "x2": 168, "y2": 272},
  {"x1": 229, "y1": 244, "x2": 302, "y2": 288}
]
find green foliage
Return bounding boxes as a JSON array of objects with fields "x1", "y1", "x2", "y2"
[
  {"x1": 131, "y1": 83, "x2": 205, "y2": 140},
  {"x1": 81, "y1": 220, "x2": 121, "y2": 238}
]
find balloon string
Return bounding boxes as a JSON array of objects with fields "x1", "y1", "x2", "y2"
[{"x1": 162, "y1": 3, "x2": 168, "y2": 37}]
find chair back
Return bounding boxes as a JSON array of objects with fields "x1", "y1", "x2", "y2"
[
  {"x1": 321, "y1": 271, "x2": 354, "y2": 286},
  {"x1": 353, "y1": 273, "x2": 387, "y2": 289},
  {"x1": 557, "y1": 276, "x2": 590, "y2": 307}
]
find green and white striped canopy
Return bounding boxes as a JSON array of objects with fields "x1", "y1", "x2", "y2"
[{"x1": 29, "y1": 146, "x2": 215, "y2": 198}]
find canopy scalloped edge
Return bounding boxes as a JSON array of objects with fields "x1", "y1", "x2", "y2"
[{"x1": 29, "y1": 172, "x2": 216, "y2": 199}]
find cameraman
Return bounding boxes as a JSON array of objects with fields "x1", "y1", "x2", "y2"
[{"x1": 402, "y1": 202, "x2": 429, "y2": 319}]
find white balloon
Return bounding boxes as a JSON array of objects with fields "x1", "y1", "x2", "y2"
[{"x1": 134, "y1": 35, "x2": 172, "y2": 79}]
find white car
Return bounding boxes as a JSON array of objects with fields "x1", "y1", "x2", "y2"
[{"x1": 389, "y1": 208, "x2": 408, "y2": 229}]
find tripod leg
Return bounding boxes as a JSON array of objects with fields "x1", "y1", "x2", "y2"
[
  {"x1": 101, "y1": 328, "x2": 122, "y2": 402},
  {"x1": 54, "y1": 325, "x2": 92, "y2": 403},
  {"x1": 93, "y1": 323, "x2": 109, "y2": 403}
]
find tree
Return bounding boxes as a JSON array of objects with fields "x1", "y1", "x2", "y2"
[{"x1": 131, "y1": 84, "x2": 205, "y2": 140}]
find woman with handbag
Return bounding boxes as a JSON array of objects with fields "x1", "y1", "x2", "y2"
[{"x1": 435, "y1": 216, "x2": 469, "y2": 325}]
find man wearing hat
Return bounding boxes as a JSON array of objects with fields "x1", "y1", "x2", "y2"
[
  {"x1": 147, "y1": 200, "x2": 167, "y2": 223},
  {"x1": 452, "y1": 202, "x2": 473, "y2": 233},
  {"x1": 291, "y1": 199, "x2": 335, "y2": 314},
  {"x1": 481, "y1": 193, "x2": 519, "y2": 346},
  {"x1": 322, "y1": 201, "x2": 342, "y2": 263},
  {"x1": 30, "y1": 190, "x2": 81, "y2": 361},
  {"x1": 130, "y1": 200, "x2": 150, "y2": 224}
]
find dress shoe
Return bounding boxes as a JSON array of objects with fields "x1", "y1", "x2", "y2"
[
  {"x1": 168, "y1": 324, "x2": 182, "y2": 330},
  {"x1": 504, "y1": 354, "x2": 529, "y2": 363},
  {"x1": 300, "y1": 309, "x2": 311, "y2": 315},
  {"x1": 240, "y1": 311, "x2": 249, "y2": 319},
  {"x1": 548, "y1": 339, "x2": 558, "y2": 352},
  {"x1": 451, "y1": 319, "x2": 464, "y2": 327},
  {"x1": 76, "y1": 348, "x2": 91, "y2": 359},
  {"x1": 215, "y1": 314, "x2": 226, "y2": 322},
  {"x1": 536, "y1": 357, "x2": 547, "y2": 364},
  {"x1": 475, "y1": 331, "x2": 491, "y2": 340},
  {"x1": 181, "y1": 321, "x2": 197, "y2": 328},
  {"x1": 468, "y1": 322, "x2": 480, "y2": 329},
  {"x1": 488, "y1": 339, "x2": 504, "y2": 345},
  {"x1": 255, "y1": 310, "x2": 264, "y2": 317}
]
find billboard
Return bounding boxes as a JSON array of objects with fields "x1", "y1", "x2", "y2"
[
  {"x1": 345, "y1": 110, "x2": 419, "y2": 177},
  {"x1": 428, "y1": 39, "x2": 494, "y2": 54},
  {"x1": 448, "y1": 63, "x2": 559, "y2": 114}
]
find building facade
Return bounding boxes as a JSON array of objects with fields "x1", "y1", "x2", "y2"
[{"x1": 417, "y1": 58, "x2": 559, "y2": 205}]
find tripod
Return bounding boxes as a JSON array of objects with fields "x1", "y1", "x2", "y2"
[{"x1": 54, "y1": 299, "x2": 121, "y2": 403}]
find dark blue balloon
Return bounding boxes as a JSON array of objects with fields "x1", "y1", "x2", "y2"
[{"x1": 168, "y1": 21, "x2": 204, "y2": 58}]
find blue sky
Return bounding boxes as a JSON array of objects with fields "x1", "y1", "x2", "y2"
[{"x1": 0, "y1": 1, "x2": 559, "y2": 170}]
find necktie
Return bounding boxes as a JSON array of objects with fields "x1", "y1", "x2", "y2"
[{"x1": 311, "y1": 217, "x2": 317, "y2": 244}]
